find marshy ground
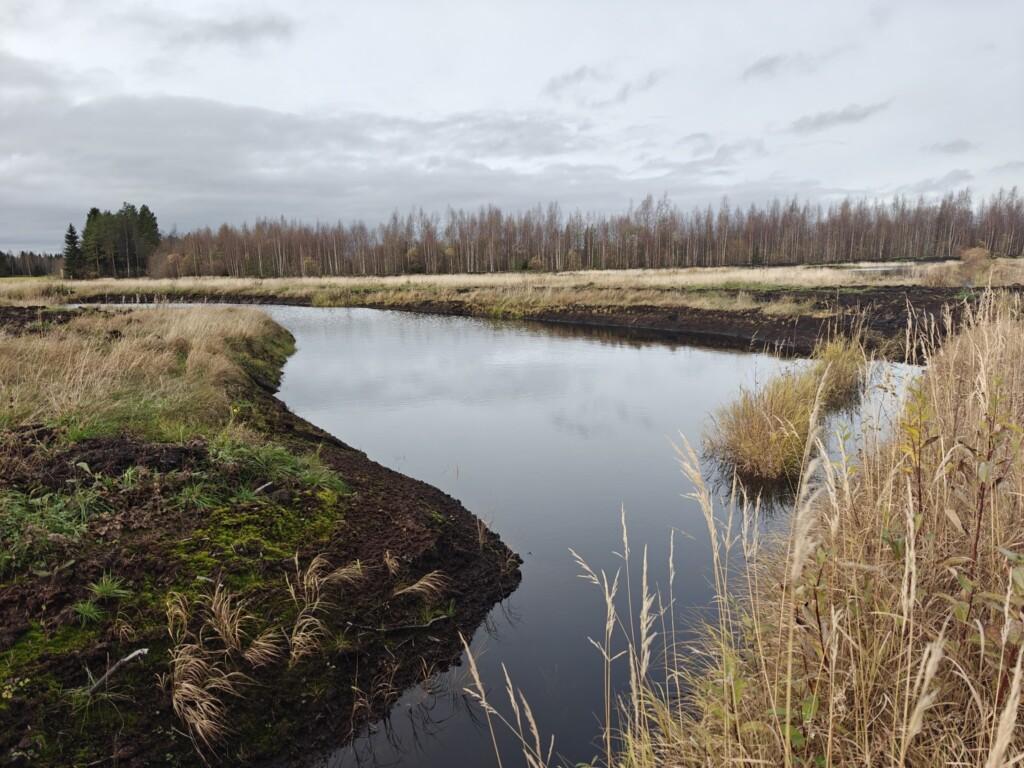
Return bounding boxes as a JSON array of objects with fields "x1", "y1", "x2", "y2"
[
  {"x1": 3, "y1": 260, "x2": 1024, "y2": 766},
  {"x1": 0, "y1": 306, "x2": 520, "y2": 765},
  {"x1": 3, "y1": 257, "x2": 1023, "y2": 355}
]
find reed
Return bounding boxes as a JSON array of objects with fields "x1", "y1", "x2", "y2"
[
  {"x1": 704, "y1": 331, "x2": 865, "y2": 482},
  {"x1": 469, "y1": 291, "x2": 1024, "y2": 766}
]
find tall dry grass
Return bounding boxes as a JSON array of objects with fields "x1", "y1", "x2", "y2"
[
  {"x1": 704, "y1": 331, "x2": 866, "y2": 482},
  {"x1": 0, "y1": 306, "x2": 279, "y2": 438},
  {"x1": 471, "y1": 291, "x2": 1024, "y2": 767},
  {"x1": 660, "y1": 292, "x2": 1024, "y2": 766}
]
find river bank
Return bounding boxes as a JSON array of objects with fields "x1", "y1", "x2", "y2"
[
  {"x1": 0, "y1": 306, "x2": 520, "y2": 766},
  {"x1": 3, "y1": 270, "x2": 1017, "y2": 355}
]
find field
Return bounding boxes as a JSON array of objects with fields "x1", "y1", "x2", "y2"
[{"x1": 3, "y1": 257, "x2": 1022, "y2": 356}]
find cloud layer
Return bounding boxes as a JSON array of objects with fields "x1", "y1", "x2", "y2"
[{"x1": 1, "y1": 0, "x2": 1022, "y2": 251}]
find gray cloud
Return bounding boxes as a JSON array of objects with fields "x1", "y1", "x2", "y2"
[
  {"x1": 992, "y1": 160, "x2": 1024, "y2": 173},
  {"x1": 926, "y1": 139, "x2": 975, "y2": 154},
  {"x1": 741, "y1": 48, "x2": 847, "y2": 80},
  {"x1": 542, "y1": 66, "x2": 606, "y2": 99},
  {"x1": 902, "y1": 169, "x2": 974, "y2": 195},
  {"x1": 0, "y1": 50, "x2": 68, "y2": 100},
  {"x1": 542, "y1": 66, "x2": 665, "y2": 108},
  {"x1": 591, "y1": 70, "x2": 665, "y2": 108},
  {"x1": 789, "y1": 101, "x2": 890, "y2": 134},
  {"x1": 124, "y1": 10, "x2": 294, "y2": 49},
  {"x1": 678, "y1": 132, "x2": 715, "y2": 155},
  {"x1": 0, "y1": 87, "x2": 821, "y2": 251}
]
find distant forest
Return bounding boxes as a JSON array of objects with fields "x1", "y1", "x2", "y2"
[
  {"x1": 0, "y1": 250, "x2": 59, "y2": 277},
  {"x1": 150, "y1": 188, "x2": 1023, "y2": 278},
  {"x1": 62, "y1": 203, "x2": 161, "y2": 279}
]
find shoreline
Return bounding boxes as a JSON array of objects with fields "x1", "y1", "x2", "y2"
[
  {"x1": 66, "y1": 282, "x2": 993, "y2": 356},
  {"x1": 0, "y1": 306, "x2": 521, "y2": 766}
]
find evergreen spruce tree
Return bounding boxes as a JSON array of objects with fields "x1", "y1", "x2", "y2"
[
  {"x1": 137, "y1": 204, "x2": 161, "y2": 273},
  {"x1": 62, "y1": 223, "x2": 83, "y2": 279},
  {"x1": 81, "y1": 207, "x2": 103, "y2": 278}
]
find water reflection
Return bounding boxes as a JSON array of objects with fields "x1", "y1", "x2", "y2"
[{"x1": 264, "y1": 307, "x2": 910, "y2": 767}]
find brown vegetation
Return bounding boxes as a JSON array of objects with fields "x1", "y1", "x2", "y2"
[
  {"x1": 704, "y1": 332, "x2": 866, "y2": 482},
  {"x1": 481, "y1": 292, "x2": 1024, "y2": 767},
  {"x1": 146, "y1": 188, "x2": 1023, "y2": 277}
]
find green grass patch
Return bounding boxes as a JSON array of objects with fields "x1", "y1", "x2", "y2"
[{"x1": 0, "y1": 487, "x2": 108, "y2": 576}]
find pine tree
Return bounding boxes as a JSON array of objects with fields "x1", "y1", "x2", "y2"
[{"x1": 62, "y1": 223, "x2": 83, "y2": 279}]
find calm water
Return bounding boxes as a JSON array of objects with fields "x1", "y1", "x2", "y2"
[{"x1": 264, "y1": 306, "x2": 904, "y2": 767}]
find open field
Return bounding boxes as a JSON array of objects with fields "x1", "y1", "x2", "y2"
[
  {"x1": 4, "y1": 258, "x2": 1023, "y2": 356},
  {"x1": 4, "y1": 258, "x2": 1024, "y2": 305},
  {"x1": 0, "y1": 306, "x2": 520, "y2": 765}
]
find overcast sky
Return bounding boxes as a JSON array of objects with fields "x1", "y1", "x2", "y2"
[{"x1": 2, "y1": 0, "x2": 1022, "y2": 252}]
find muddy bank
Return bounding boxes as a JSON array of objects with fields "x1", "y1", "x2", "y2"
[
  {"x1": 0, "y1": 306, "x2": 521, "y2": 766},
  {"x1": 74, "y1": 284, "x2": 1005, "y2": 356}
]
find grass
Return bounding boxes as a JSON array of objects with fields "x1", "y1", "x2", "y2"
[
  {"x1": 704, "y1": 331, "x2": 866, "y2": 482},
  {"x1": 0, "y1": 486, "x2": 106, "y2": 575},
  {"x1": 0, "y1": 306, "x2": 291, "y2": 439},
  {"x1": 88, "y1": 573, "x2": 132, "y2": 601},
  {"x1": 4, "y1": 257, "x2": 1022, "y2": 318},
  {"x1": 0, "y1": 304, "x2": 363, "y2": 761},
  {"x1": 472, "y1": 290, "x2": 1024, "y2": 767}
]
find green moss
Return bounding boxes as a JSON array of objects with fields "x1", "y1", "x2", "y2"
[
  {"x1": 172, "y1": 439, "x2": 348, "y2": 588},
  {"x1": 1, "y1": 623, "x2": 100, "y2": 683},
  {"x1": 227, "y1": 327, "x2": 295, "y2": 391}
]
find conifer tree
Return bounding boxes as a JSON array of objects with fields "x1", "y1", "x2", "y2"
[{"x1": 62, "y1": 223, "x2": 83, "y2": 279}]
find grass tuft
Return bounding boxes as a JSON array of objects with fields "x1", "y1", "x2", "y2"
[{"x1": 705, "y1": 332, "x2": 865, "y2": 482}]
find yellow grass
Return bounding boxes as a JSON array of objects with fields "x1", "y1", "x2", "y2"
[
  {"x1": 3, "y1": 259, "x2": 1022, "y2": 317},
  {"x1": 662, "y1": 292, "x2": 1024, "y2": 766},
  {"x1": 705, "y1": 332, "x2": 866, "y2": 481},
  {"x1": 0, "y1": 306, "x2": 281, "y2": 438}
]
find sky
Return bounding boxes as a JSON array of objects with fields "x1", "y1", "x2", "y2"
[{"x1": 1, "y1": 0, "x2": 1022, "y2": 252}]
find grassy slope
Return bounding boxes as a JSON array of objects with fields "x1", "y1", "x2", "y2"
[{"x1": 0, "y1": 307, "x2": 519, "y2": 765}]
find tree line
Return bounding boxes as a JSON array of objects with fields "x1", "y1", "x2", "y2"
[
  {"x1": 62, "y1": 203, "x2": 161, "y2": 279},
  {"x1": 0, "y1": 250, "x2": 60, "y2": 277},
  {"x1": 148, "y1": 187, "x2": 1023, "y2": 278}
]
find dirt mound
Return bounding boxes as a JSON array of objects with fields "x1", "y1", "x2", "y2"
[{"x1": 0, "y1": 306, "x2": 80, "y2": 335}]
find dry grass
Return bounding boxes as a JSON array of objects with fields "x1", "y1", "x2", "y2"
[
  {"x1": 662, "y1": 292, "x2": 1024, "y2": 766},
  {"x1": 163, "y1": 554, "x2": 365, "y2": 752},
  {"x1": 5, "y1": 258, "x2": 1022, "y2": 317},
  {"x1": 285, "y1": 553, "x2": 363, "y2": 667},
  {"x1": 0, "y1": 306, "x2": 279, "y2": 438},
  {"x1": 163, "y1": 588, "x2": 256, "y2": 751},
  {"x1": 472, "y1": 293, "x2": 1024, "y2": 767},
  {"x1": 705, "y1": 332, "x2": 866, "y2": 481},
  {"x1": 392, "y1": 569, "x2": 450, "y2": 600}
]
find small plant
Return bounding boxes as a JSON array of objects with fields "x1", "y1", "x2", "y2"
[
  {"x1": 88, "y1": 573, "x2": 132, "y2": 601},
  {"x1": 73, "y1": 600, "x2": 105, "y2": 626}
]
